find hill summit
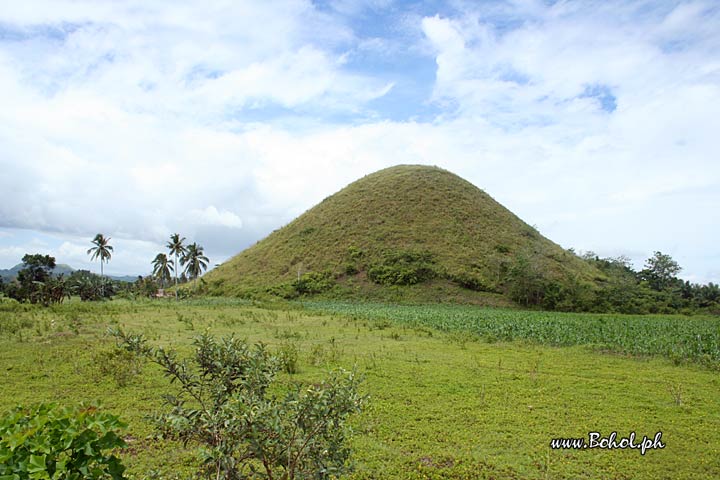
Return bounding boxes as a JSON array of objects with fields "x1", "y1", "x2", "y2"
[{"x1": 205, "y1": 165, "x2": 598, "y2": 304}]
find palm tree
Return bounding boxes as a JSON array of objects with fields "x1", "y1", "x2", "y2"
[
  {"x1": 87, "y1": 233, "x2": 113, "y2": 297},
  {"x1": 181, "y1": 242, "x2": 209, "y2": 289},
  {"x1": 166, "y1": 233, "x2": 186, "y2": 299},
  {"x1": 151, "y1": 253, "x2": 173, "y2": 289}
]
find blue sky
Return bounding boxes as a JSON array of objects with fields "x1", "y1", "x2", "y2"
[{"x1": 0, "y1": 0, "x2": 718, "y2": 283}]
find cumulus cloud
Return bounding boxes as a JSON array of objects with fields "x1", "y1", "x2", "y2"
[{"x1": 187, "y1": 206, "x2": 243, "y2": 229}]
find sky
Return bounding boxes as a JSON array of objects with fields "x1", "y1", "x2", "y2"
[{"x1": 0, "y1": 0, "x2": 718, "y2": 283}]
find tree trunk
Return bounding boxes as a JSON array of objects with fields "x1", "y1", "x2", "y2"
[{"x1": 174, "y1": 255, "x2": 178, "y2": 300}]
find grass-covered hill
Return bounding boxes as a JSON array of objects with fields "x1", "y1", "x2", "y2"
[
  {"x1": 0, "y1": 263, "x2": 75, "y2": 281},
  {"x1": 205, "y1": 165, "x2": 600, "y2": 304}
]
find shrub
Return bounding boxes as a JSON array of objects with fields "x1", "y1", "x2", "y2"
[
  {"x1": 292, "y1": 271, "x2": 335, "y2": 295},
  {"x1": 266, "y1": 283, "x2": 299, "y2": 300},
  {"x1": 494, "y1": 244, "x2": 510, "y2": 254},
  {"x1": 0, "y1": 403, "x2": 127, "y2": 479},
  {"x1": 278, "y1": 341, "x2": 300, "y2": 374},
  {"x1": 0, "y1": 295, "x2": 20, "y2": 306},
  {"x1": 346, "y1": 246, "x2": 364, "y2": 261},
  {"x1": 448, "y1": 270, "x2": 490, "y2": 292},
  {"x1": 504, "y1": 255, "x2": 547, "y2": 307},
  {"x1": 343, "y1": 263, "x2": 359, "y2": 276},
  {"x1": 112, "y1": 329, "x2": 365, "y2": 480},
  {"x1": 368, "y1": 250, "x2": 437, "y2": 286}
]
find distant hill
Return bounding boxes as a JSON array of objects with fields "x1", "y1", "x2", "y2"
[
  {"x1": 0, "y1": 264, "x2": 24, "y2": 281},
  {"x1": 204, "y1": 165, "x2": 601, "y2": 304},
  {"x1": 0, "y1": 263, "x2": 137, "y2": 283}
]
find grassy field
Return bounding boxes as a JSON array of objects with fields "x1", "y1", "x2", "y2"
[{"x1": 1, "y1": 298, "x2": 719, "y2": 479}]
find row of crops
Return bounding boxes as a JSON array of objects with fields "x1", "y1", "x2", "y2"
[{"x1": 304, "y1": 302, "x2": 720, "y2": 367}]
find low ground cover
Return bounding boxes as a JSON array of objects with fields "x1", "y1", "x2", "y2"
[{"x1": 1, "y1": 298, "x2": 718, "y2": 478}]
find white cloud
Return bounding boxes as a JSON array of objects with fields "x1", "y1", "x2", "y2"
[
  {"x1": 0, "y1": 247, "x2": 27, "y2": 267},
  {"x1": 188, "y1": 206, "x2": 243, "y2": 229}
]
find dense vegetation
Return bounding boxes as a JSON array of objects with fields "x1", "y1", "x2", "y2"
[{"x1": 0, "y1": 403, "x2": 127, "y2": 479}]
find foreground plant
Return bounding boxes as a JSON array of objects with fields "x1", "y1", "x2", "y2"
[
  {"x1": 112, "y1": 329, "x2": 365, "y2": 480},
  {"x1": 0, "y1": 403, "x2": 127, "y2": 479}
]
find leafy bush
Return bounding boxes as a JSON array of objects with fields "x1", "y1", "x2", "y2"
[
  {"x1": 494, "y1": 244, "x2": 511, "y2": 254},
  {"x1": 292, "y1": 271, "x2": 335, "y2": 295},
  {"x1": 504, "y1": 255, "x2": 547, "y2": 307},
  {"x1": 112, "y1": 329, "x2": 365, "y2": 480},
  {"x1": 368, "y1": 250, "x2": 437, "y2": 286},
  {"x1": 0, "y1": 403, "x2": 127, "y2": 479},
  {"x1": 343, "y1": 246, "x2": 364, "y2": 276},
  {"x1": 265, "y1": 283, "x2": 300, "y2": 300},
  {"x1": 448, "y1": 270, "x2": 490, "y2": 292}
]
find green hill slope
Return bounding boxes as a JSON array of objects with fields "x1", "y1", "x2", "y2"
[{"x1": 205, "y1": 165, "x2": 600, "y2": 304}]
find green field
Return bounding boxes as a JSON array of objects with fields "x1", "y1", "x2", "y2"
[
  {"x1": 1, "y1": 298, "x2": 719, "y2": 479},
  {"x1": 304, "y1": 302, "x2": 720, "y2": 367}
]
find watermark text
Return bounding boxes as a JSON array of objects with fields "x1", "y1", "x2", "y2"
[{"x1": 550, "y1": 431, "x2": 665, "y2": 455}]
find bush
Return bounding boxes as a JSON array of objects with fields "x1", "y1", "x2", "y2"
[
  {"x1": 112, "y1": 329, "x2": 365, "y2": 480},
  {"x1": 266, "y1": 283, "x2": 300, "y2": 300},
  {"x1": 343, "y1": 263, "x2": 359, "y2": 276},
  {"x1": 292, "y1": 271, "x2": 335, "y2": 295},
  {"x1": 278, "y1": 341, "x2": 300, "y2": 374},
  {"x1": 0, "y1": 295, "x2": 20, "y2": 306},
  {"x1": 448, "y1": 270, "x2": 490, "y2": 292},
  {"x1": 368, "y1": 250, "x2": 437, "y2": 286},
  {"x1": 0, "y1": 403, "x2": 127, "y2": 479},
  {"x1": 504, "y1": 255, "x2": 547, "y2": 307},
  {"x1": 343, "y1": 246, "x2": 364, "y2": 276}
]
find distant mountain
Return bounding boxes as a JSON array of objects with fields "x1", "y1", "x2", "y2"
[
  {"x1": 0, "y1": 264, "x2": 21, "y2": 281},
  {"x1": 0, "y1": 263, "x2": 137, "y2": 283},
  {"x1": 55, "y1": 264, "x2": 76, "y2": 277},
  {"x1": 108, "y1": 274, "x2": 142, "y2": 283}
]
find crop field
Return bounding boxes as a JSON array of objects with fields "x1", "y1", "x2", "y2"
[
  {"x1": 1, "y1": 298, "x2": 719, "y2": 479},
  {"x1": 305, "y1": 302, "x2": 720, "y2": 368}
]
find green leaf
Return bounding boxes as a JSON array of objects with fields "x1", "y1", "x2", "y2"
[
  {"x1": 107, "y1": 456, "x2": 126, "y2": 480},
  {"x1": 26, "y1": 454, "x2": 46, "y2": 473}
]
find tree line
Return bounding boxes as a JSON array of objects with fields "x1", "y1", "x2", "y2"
[
  {"x1": 0, "y1": 233, "x2": 209, "y2": 304},
  {"x1": 505, "y1": 250, "x2": 720, "y2": 314}
]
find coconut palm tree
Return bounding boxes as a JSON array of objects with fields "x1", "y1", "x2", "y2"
[
  {"x1": 181, "y1": 242, "x2": 209, "y2": 289},
  {"x1": 87, "y1": 233, "x2": 113, "y2": 297},
  {"x1": 166, "y1": 233, "x2": 186, "y2": 299},
  {"x1": 151, "y1": 253, "x2": 173, "y2": 289}
]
